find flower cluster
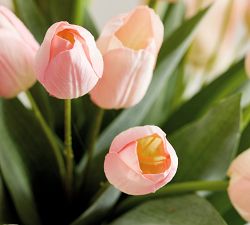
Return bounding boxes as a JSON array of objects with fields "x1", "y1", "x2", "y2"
[
  {"x1": 0, "y1": 1, "x2": 250, "y2": 224},
  {"x1": 0, "y1": 5, "x2": 177, "y2": 195}
]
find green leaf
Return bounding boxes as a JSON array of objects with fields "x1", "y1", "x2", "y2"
[
  {"x1": 142, "y1": 63, "x2": 185, "y2": 125},
  {"x1": 169, "y1": 95, "x2": 241, "y2": 182},
  {"x1": 13, "y1": 0, "x2": 49, "y2": 42},
  {"x1": 109, "y1": 195, "x2": 226, "y2": 225},
  {"x1": 71, "y1": 184, "x2": 120, "y2": 225},
  {"x1": 164, "y1": 60, "x2": 246, "y2": 134},
  {"x1": 49, "y1": 0, "x2": 73, "y2": 22},
  {"x1": 163, "y1": 1, "x2": 185, "y2": 38},
  {"x1": 76, "y1": 8, "x2": 210, "y2": 194},
  {"x1": 0, "y1": 172, "x2": 18, "y2": 224},
  {"x1": 0, "y1": 99, "x2": 67, "y2": 225},
  {"x1": 238, "y1": 82, "x2": 250, "y2": 153},
  {"x1": 83, "y1": 10, "x2": 99, "y2": 39},
  {"x1": 30, "y1": 83, "x2": 54, "y2": 128},
  {"x1": 238, "y1": 121, "x2": 250, "y2": 154}
]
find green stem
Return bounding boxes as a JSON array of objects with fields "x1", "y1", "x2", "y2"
[
  {"x1": 148, "y1": 0, "x2": 158, "y2": 10},
  {"x1": 72, "y1": 0, "x2": 89, "y2": 25},
  {"x1": 83, "y1": 108, "x2": 104, "y2": 184},
  {"x1": 25, "y1": 91, "x2": 65, "y2": 179},
  {"x1": 64, "y1": 99, "x2": 74, "y2": 194},
  {"x1": 116, "y1": 180, "x2": 228, "y2": 215}
]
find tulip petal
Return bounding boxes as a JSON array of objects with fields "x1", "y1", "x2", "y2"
[
  {"x1": 115, "y1": 6, "x2": 154, "y2": 51},
  {"x1": 96, "y1": 6, "x2": 163, "y2": 55},
  {"x1": 228, "y1": 176, "x2": 250, "y2": 221},
  {"x1": 96, "y1": 13, "x2": 128, "y2": 53},
  {"x1": 71, "y1": 24, "x2": 104, "y2": 78},
  {"x1": 104, "y1": 152, "x2": 156, "y2": 195},
  {"x1": 50, "y1": 34, "x2": 74, "y2": 59},
  {"x1": 118, "y1": 141, "x2": 141, "y2": 174},
  {"x1": 110, "y1": 125, "x2": 166, "y2": 154},
  {"x1": 35, "y1": 22, "x2": 68, "y2": 83},
  {"x1": 0, "y1": 6, "x2": 39, "y2": 52},
  {"x1": 43, "y1": 40, "x2": 99, "y2": 99},
  {"x1": 90, "y1": 48, "x2": 155, "y2": 109},
  {"x1": 0, "y1": 30, "x2": 36, "y2": 98},
  {"x1": 228, "y1": 149, "x2": 250, "y2": 179}
]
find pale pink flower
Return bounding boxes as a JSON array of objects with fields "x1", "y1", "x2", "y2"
[
  {"x1": 228, "y1": 149, "x2": 250, "y2": 222},
  {"x1": 90, "y1": 6, "x2": 164, "y2": 109},
  {"x1": 35, "y1": 22, "x2": 103, "y2": 99},
  {"x1": 0, "y1": 6, "x2": 38, "y2": 98},
  {"x1": 104, "y1": 125, "x2": 178, "y2": 195}
]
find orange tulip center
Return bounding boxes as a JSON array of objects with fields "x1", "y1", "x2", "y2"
[
  {"x1": 137, "y1": 135, "x2": 170, "y2": 174},
  {"x1": 57, "y1": 29, "x2": 75, "y2": 44},
  {"x1": 115, "y1": 9, "x2": 153, "y2": 50}
]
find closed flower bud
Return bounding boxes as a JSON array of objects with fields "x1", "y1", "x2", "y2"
[
  {"x1": 35, "y1": 22, "x2": 103, "y2": 99},
  {"x1": 104, "y1": 125, "x2": 178, "y2": 195},
  {"x1": 0, "y1": 6, "x2": 38, "y2": 98},
  {"x1": 228, "y1": 149, "x2": 250, "y2": 222},
  {"x1": 90, "y1": 6, "x2": 164, "y2": 109}
]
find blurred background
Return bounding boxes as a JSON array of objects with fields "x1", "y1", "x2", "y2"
[{"x1": 89, "y1": 0, "x2": 141, "y2": 30}]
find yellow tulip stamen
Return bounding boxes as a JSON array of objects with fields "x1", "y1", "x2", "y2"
[{"x1": 137, "y1": 134, "x2": 170, "y2": 174}]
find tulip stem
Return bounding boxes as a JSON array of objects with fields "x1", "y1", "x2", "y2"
[
  {"x1": 116, "y1": 180, "x2": 229, "y2": 215},
  {"x1": 83, "y1": 107, "x2": 104, "y2": 184},
  {"x1": 25, "y1": 91, "x2": 65, "y2": 179},
  {"x1": 64, "y1": 99, "x2": 74, "y2": 195},
  {"x1": 72, "y1": 0, "x2": 89, "y2": 25},
  {"x1": 148, "y1": 0, "x2": 158, "y2": 10}
]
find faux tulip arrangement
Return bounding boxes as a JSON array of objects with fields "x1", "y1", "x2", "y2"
[{"x1": 0, "y1": 0, "x2": 250, "y2": 225}]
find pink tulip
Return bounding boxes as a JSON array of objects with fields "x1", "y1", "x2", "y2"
[
  {"x1": 228, "y1": 149, "x2": 250, "y2": 222},
  {"x1": 35, "y1": 22, "x2": 103, "y2": 99},
  {"x1": 104, "y1": 125, "x2": 178, "y2": 195},
  {"x1": 0, "y1": 6, "x2": 38, "y2": 98},
  {"x1": 90, "y1": 6, "x2": 164, "y2": 109}
]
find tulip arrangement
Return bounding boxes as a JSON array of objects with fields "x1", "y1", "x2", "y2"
[{"x1": 0, "y1": 0, "x2": 250, "y2": 225}]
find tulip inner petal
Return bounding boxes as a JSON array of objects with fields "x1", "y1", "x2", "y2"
[
  {"x1": 137, "y1": 135, "x2": 170, "y2": 174},
  {"x1": 115, "y1": 8, "x2": 153, "y2": 50},
  {"x1": 57, "y1": 29, "x2": 75, "y2": 45}
]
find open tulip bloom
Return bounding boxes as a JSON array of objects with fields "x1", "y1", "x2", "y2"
[
  {"x1": 0, "y1": 1, "x2": 250, "y2": 225},
  {"x1": 104, "y1": 126, "x2": 178, "y2": 195}
]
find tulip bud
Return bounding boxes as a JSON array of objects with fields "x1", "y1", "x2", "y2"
[
  {"x1": 104, "y1": 125, "x2": 178, "y2": 195},
  {"x1": 0, "y1": 6, "x2": 38, "y2": 98},
  {"x1": 90, "y1": 6, "x2": 164, "y2": 109},
  {"x1": 35, "y1": 22, "x2": 103, "y2": 99},
  {"x1": 228, "y1": 149, "x2": 250, "y2": 222}
]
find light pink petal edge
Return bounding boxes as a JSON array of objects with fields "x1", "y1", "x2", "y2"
[{"x1": 104, "y1": 152, "x2": 156, "y2": 195}]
